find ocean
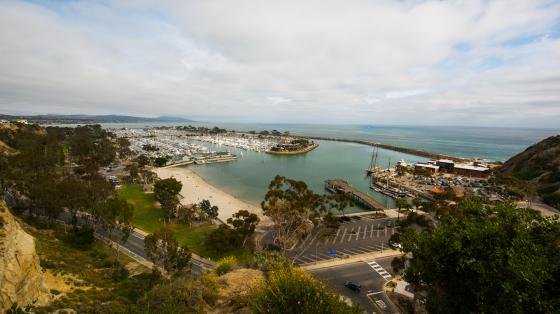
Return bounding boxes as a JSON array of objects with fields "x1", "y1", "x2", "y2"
[
  {"x1": 78, "y1": 122, "x2": 559, "y2": 161},
  {"x1": 55, "y1": 122, "x2": 559, "y2": 210}
]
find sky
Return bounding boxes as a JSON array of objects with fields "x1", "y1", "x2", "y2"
[{"x1": 0, "y1": 0, "x2": 559, "y2": 127}]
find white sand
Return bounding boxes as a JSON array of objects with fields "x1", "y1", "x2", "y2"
[{"x1": 154, "y1": 166, "x2": 264, "y2": 222}]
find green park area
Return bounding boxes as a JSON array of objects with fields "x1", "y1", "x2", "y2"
[{"x1": 117, "y1": 184, "x2": 251, "y2": 262}]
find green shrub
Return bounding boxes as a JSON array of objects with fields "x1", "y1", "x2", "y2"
[
  {"x1": 215, "y1": 256, "x2": 238, "y2": 275},
  {"x1": 111, "y1": 264, "x2": 129, "y2": 281},
  {"x1": 250, "y1": 261, "x2": 362, "y2": 313},
  {"x1": 65, "y1": 225, "x2": 94, "y2": 250}
]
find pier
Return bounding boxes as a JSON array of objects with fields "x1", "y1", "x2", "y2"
[{"x1": 325, "y1": 179, "x2": 387, "y2": 211}]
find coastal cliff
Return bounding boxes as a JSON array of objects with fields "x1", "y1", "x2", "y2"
[{"x1": 0, "y1": 202, "x2": 51, "y2": 310}]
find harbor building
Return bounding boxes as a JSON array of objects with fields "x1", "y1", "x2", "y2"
[
  {"x1": 454, "y1": 164, "x2": 489, "y2": 178},
  {"x1": 414, "y1": 163, "x2": 439, "y2": 174}
]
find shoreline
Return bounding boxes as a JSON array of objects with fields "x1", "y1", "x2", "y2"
[
  {"x1": 154, "y1": 166, "x2": 265, "y2": 223},
  {"x1": 266, "y1": 143, "x2": 319, "y2": 155}
]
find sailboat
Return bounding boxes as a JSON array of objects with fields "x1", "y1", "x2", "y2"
[{"x1": 366, "y1": 145, "x2": 379, "y2": 175}]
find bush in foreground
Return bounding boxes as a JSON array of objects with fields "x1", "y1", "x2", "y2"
[
  {"x1": 215, "y1": 256, "x2": 238, "y2": 275},
  {"x1": 250, "y1": 261, "x2": 361, "y2": 314}
]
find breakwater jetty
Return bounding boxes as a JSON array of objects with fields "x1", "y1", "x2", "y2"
[{"x1": 297, "y1": 135, "x2": 470, "y2": 162}]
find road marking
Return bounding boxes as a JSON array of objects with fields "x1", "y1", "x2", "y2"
[
  {"x1": 370, "y1": 224, "x2": 374, "y2": 238},
  {"x1": 348, "y1": 228, "x2": 354, "y2": 243},
  {"x1": 332, "y1": 228, "x2": 341, "y2": 243},
  {"x1": 366, "y1": 260, "x2": 392, "y2": 280},
  {"x1": 356, "y1": 226, "x2": 361, "y2": 240},
  {"x1": 339, "y1": 228, "x2": 347, "y2": 243},
  {"x1": 377, "y1": 225, "x2": 380, "y2": 237},
  {"x1": 299, "y1": 256, "x2": 315, "y2": 263},
  {"x1": 366, "y1": 291, "x2": 385, "y2": 296},
  {"x1": 308, "y1": 230, "x2": 320, "y2": 245},
  {"x1": 363, "y1": 225, "x2": 367, "y2": 239},
  {"x1": 384, "y1": 226, "x2": 387, "y2": 237},
  {"x1": 351, "y1": 247, "x2": 370, "y2": 254}
]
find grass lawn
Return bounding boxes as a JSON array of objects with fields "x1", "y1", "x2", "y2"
[{"x1": 117, "y1": 184, "x2": 252, "y2": 262}]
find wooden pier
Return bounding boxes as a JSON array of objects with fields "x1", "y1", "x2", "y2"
[{"x1": 325, "y1": 179, "x2": 387, "y2": 211}]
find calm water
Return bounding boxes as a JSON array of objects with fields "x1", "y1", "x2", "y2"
[
  {"x1": 188, "y1": 139, "x2": 426, "y2": 212},
  {"x1": 53, "y1": 121, "x2": 558, "y2": 210},
  {"x1": 64, "y1": 122, "x2": 559, "y2": 161}
]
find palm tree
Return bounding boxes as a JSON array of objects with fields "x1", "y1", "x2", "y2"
[{"x1": 395, "y1": 198, "x2": 408, "y2": 220}]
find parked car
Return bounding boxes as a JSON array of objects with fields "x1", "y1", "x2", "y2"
[
  {"x1": 389, "y1": 241, "x2": 402, "y2": 250},
  {"x1": 344, "y1": 281, "x2": 361, "y2": 292}
]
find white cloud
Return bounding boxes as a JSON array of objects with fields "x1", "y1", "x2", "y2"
[{"x1": 0, "y1": 0, "x2": 559, "y2": 127}]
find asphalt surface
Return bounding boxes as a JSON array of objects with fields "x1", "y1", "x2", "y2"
[
  {"x1": 58, "y1": 211, "x2": 214, "y2": 275},
  {"x1": 310, "y1": 257, "x2": 399, "y2": 314},
  {"x1": 290, "y1": 216, "x2": 399, "y2": 265}
]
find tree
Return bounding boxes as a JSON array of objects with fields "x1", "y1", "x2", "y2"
[
  {"x1": 261, "y1": 175, "x2": 326, "y2": 255},
  {"x1": 205, "y1": 224, "x2": 240, "y2": 254},
  {"x1": 136, "y1": 154, "x2": 151, "y2": 168},
  {"x1": 197, "y1": 199, "x2": 219, "y2": 221},
  {"x1": 57, "y1": 175, "x2": 89, "y2": 227},
  {"x1": 154, "y1": 156, "x2": 170, "y2": 167},
  {"x1": 326, "y1": 192, "x2": 354, "y2": 217},
  {"x1": 125, "y1": 163, "x2": 139, "y2": 183},
  {"x1": 153, "y1": 178, "x2": 182, "y2": 220},
  {"x1": 400, "y1": 200, "x2": 560, "y2": 313},
  {"x1": 321, "y1": 212, "x2": 341, "y2": 240},
  {"x1": 117, "y1": 137, "x2": 132, "y2": 159},
  {"x1": 144, "y1": 227, "x2": 191, "y2": 275},
  {"x1": 391, "y1": 256, "x2": 406, "y2": 274},
  {"x1": 395, "y1": 198, "x2": 408, "y2": 220},
  {"x1": 96, "y1": 197, "x2": 134, "y2": 265},
  {"x1": 227, "y1": 210, "x2": 260, "y2": 247},
  {"x1": 412, "y1": 197, "x2": 422, "y2": 213}
]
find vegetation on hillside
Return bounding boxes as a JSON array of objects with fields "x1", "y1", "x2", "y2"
[{"x1": 498, "y1": 135, "x2": 560, "y2": 208}]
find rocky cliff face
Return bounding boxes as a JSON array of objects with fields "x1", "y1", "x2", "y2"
[{"x1": 0, "y1": 202, "x2": 50, "y2": 310}]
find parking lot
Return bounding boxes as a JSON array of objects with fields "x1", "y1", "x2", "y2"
[{"x1": 290, "y1": 216, "x2": 398, "y2": 265}]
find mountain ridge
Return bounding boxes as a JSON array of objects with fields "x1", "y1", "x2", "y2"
[{"x1": 0, "y1": 114, "x2": 193, "y2": 123}]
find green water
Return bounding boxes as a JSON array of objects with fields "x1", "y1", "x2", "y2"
[{"x1": 187, "y1": 140, "x2": 426, "y2": 212}]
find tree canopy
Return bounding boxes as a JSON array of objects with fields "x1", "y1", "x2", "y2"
[
  {"x1": 153, "y1": 178, "x2": 182, "y2": 220},
  {"x1": 401, "y1": 199, "x2": 560, "y2": 314}
]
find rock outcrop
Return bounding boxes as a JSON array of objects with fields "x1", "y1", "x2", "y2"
[{"x1": 0, "y1": 202, "x2": 51, "y2": 310}]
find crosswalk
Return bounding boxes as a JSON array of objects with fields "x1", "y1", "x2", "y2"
[{"x1": 367, "y1": 260, "x2": 392, "y2": 280}]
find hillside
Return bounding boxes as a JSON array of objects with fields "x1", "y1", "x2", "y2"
[
  {"x1": 0, "y1": 114, "x2": 193, "y2": 124},
  {"x1": 500, "y1": 135, "x2": 560, "y2": 208}
]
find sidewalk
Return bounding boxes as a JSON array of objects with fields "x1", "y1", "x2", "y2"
[{"x1": 301, "y1": 249, "x2": 402, "y2": 271}]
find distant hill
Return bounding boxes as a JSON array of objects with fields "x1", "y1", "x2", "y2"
[
  {"x1": 499, "y1": 135, "x2": 560, "y2": 208},
  {"x1": 0, "y1": 114, "x2": 193, "y2": 123}
]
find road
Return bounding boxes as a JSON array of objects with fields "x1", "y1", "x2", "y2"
[
  {"x1": 309, "y1": 257, "x2": 399, "y2": 314},
  {"x1": 58, "y1": 211, "x2": 214, "y2": 275}
]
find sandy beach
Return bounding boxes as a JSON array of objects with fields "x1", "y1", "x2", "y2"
[{"x1": 154, "y1": 166, "x2": 264, "y2": 222}]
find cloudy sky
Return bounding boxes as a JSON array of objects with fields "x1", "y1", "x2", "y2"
[{"x1": 1, "y1": 0, "x2": 559, "y2": 127}]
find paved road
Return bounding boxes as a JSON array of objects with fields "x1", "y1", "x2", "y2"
[
  {"x1": 58, "y1": 211, "x2": 214, "y2": 275},
  {"x1": 290, "y1": 216, "x2": 399, "y2": 265},
  {"x1": 310, "y1": 257, "x2": 399, "y2": 314}
]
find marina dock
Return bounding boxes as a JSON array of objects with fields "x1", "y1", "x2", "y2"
[{"x1": 325, "y1": 179, "x2": 387, "y2": 211}]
